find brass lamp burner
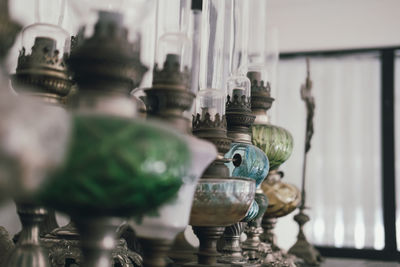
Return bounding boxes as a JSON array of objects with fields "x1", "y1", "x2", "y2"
[{"x1": 12, "y1": 37, "x2": 72, "y2": 104}]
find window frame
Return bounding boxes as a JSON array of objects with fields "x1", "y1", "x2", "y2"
[{"x1": 280, "y1": 47, "x2": 400, "y2": 261}]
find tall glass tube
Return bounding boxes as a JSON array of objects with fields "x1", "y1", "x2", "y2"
[
  {"x1": 226, "y1": 0, "x2": 250, "y2": 99},
  {"x1": 199, "y1": 0, "x2": 230, "y2": 94},
  {"x1": 20, "y1": 0, "x2": 70, "y2": 58},
  {"x1": 247, "y1": 0, "x2": 267, "y2": 80},
  {"x1": 155, "y1": 0, "x2": 192, "y2": 71},
  {"x1": 196, "y1": 0, "x2": 232, "y2": 119}
]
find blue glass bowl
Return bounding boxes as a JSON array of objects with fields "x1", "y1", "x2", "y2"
[{"x1": 225, "y1": 142, "x2": 270, "y2": 187}]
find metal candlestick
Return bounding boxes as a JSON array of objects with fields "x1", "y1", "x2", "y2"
[{"x1": 288, "y1": 59, "x2": 322, "y2": 266}]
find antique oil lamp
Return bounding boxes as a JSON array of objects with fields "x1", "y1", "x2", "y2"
[
  {"x1": 130, "y1": 1, "x2": 218, "y2": 266},
  {"x1": 0, "y1": 1, "x2": 65, "y2": 265},
  {"x1": 218, "y1": 0, "x2": 270, "y2": 265},
  {"x1": 186, "y1": 1, "x2": 258, "y2": 266},
  {"x1": 5, "y1": 1, "x2": 74, "y2": 266},
  {"x1": 35, "y1": 2, "x2": 203, "y2": 267},
  {"x1": 245, "y1": 10, "x2": 301, "y2": 265}
]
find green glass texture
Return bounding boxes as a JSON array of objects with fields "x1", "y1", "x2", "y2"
[
  {"x1": 39, "y1": 114, "x2": 190, "y2": 218},
  {"x1": 252, "y1": 124, "x2": 293, "y2": 170}
]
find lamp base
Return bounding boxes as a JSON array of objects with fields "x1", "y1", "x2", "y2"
[
  {"x1": 5, "y1": 203, "x2": 50, "y2": 267},
  {"x1": 187, "y1": 226, "x2": 226, "y2": 267},
  {"x1": 168, "y1": 231, "x2": 197, "y2": 265},
  {"x1": 0, "y1": 226, "x2": 15, "y2": 266},
  {"x1": 41, "y1": 221, "x2": 142, "y2": 267},
  {"x1": 260, "y1": 218, "x2": 302, "y2": 267},
  {"x1": 218, "y1": 222, "x2": 247, "y2": 265},
  {"x1": 139, "y1": 237, "x2": 173, "y2": 267},
  {"x1": 288, "y1": 210, "x2": 323, "y2": 266}
]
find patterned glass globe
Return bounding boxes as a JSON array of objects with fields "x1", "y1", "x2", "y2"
[
  {"x1": 225, "y1": 142, "x2": 270, "y2": 187},
  {"x1": 252, "y1": 124, "x2": 293, "y2": 170}
]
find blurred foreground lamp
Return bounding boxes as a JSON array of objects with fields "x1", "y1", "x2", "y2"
[
  {"x1": 5, "y1": 1, "x2": 74, "y2": 266},
  {"x1": 36, "y1": 2, "x2": 203, "y2": 267}
]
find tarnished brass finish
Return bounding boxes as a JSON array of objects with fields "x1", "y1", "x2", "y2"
[
  {"x1": 38, "y1": 11, "x2": 147, "y2": 267},
  {"x1": 242, "y1": 190, "x2": 269, "y2": 263},
  {"x1": 259, "y1": 173, "x2": 301, "y2": 267},
  {"x1": 218, "y1": 222, "x2": 247, "y2": 265},
  {"x1": 225, "y1": 94, "x2": 255, "y2": 144},
  {"x1": 191, "y1": 226, "x2": 225, "y2": 266},
  {"x1": 145, "y1": 54, "x2": 195, "y2": 133},
  {"x1": 192, "y1": 112, "x2": 231, "y2": 179},
  {"x1": 139, "y1": 238, "x2": 173, "y2": 267},
  {"x1": 0, "y1": 226, "x2": 14, "y2": 266},
  {"x1": 74, "y1": 217, "x2": 128, "y2": 267},
  {"x1": 288, "y1": 210, "x2": 322, "y2": 266},
  {"x1": 188, "y1": 177, "x2": 255, "y2": 267},
  {"x1": 143, "y1": 55, "x2": 195, "y2": 267},
  {"x1": 168, "y1": 232, "x2": 197, "y2": 266},
  {"x1": 248, "y1": 71, "x2": 274, "y2": 117},
  {"x1": 192, "y1": 113, "x2": 231, "y2": 155},
  {"x1": 5, "y1": 203, "x2": 50, "y2": 267},
  {"x1": 12, "y1": 37, "x2": 72, "y2": 105},
  {"x1": 41, "y1": 222, "x2": 142, "y2": 267},
  {"x1": 218, "y1": 81, "x2": 259, "y2": 266},
  {"x1": 68, "y1": 12, "x2": 147, "y2": 97}
]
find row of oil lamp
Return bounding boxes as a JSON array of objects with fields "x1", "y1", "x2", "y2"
[{"x1": 0, "y1": 0, "x2": 316, "y2": 267}]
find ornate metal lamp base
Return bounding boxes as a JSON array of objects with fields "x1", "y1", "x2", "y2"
[
  {"x1": 260, "y1": 218, "x2": 302, "y2": 267},
  {"x1": 288, "y1": 210, "x2": 322, "y2": 266},
  {"x1": 41, "y1": 221, "x2": 142, "y2": 267},
  {"x1": 72, "y1": 217, "x2": 142, "y2": 267},
  {"x1": 184, "y1": 226, "x2": 227, "y2": 267},
  {"x1": 139, "y1": 237, "x2": 173, "y2": 267},
  {"x1": 242, "y1": 192, "x2": 269, "y2": 265},
  {"x1": 5, "y1": 203, "x2": 50, "y2": 267},
  {"x1": 218, "y1": 222, "x2": 248, "y2": 265},
  {"x1": 0, "y1": 226, "x2": 15, "y2": 266},
  {"x1": 168, "y1": 231, "x2": 197, "y2": 266}
]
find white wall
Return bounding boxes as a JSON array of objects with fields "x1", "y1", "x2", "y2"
[{"x1": 268, "y1": 0, "x2": 400, "y2": 53}]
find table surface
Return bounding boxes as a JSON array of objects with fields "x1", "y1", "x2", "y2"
[{"x1": 322, "y1": 258, "x2": 400, "y2": 267}]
